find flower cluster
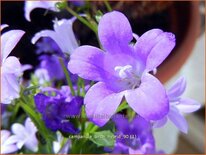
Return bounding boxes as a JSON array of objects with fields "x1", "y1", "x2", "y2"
[{"x1": 1, "y1": 1, "x2": 201, "y2": 154}]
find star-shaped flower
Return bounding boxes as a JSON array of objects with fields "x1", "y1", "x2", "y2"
[
  {"x1": 154, "y1": 77, "x2": 201, "y2": 133},
  {"x1": 68, "y1": 11, "x2": 176, "y2": 126},
  {"x1": 10, "y1": 118, "x2": 38, "y2": 152}
]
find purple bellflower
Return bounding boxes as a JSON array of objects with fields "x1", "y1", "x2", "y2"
[
  {"x1": 108, "y1": 115, "x2": 155, "y2": 154},
  {"x1": 32, "y1": 18, "x2": 78, "y2": 55},
  {"x1": 35, "y1": 37, "x2": 62, "y2": 55},
  {"x1": 39, "y1": 55, "x2": 65, "y2": 80},
  {"x1": 1, "y1": 130, "x2": 18, "y2": 154},
  {"x1": 153, "y1": 77, "x2": 201, "y2": 133},
  {"x1": 1, "y1": 25, "x2": 25, "y2": 104},
  {"x1": 68, "y1": 11, "x2": 176, "y2": 126},
  {"x1": 34, "y1": 38, "x2": 66, "y2": 81},
  {"x1": 24, "y1": 0, "x2": 59, "y2": 21},
  {"x1": 10, "y1": 117, "x2": 38, "y2": 152},
  {"x1": 34, "y1": 88, "x2": 83, "y2": 133}
]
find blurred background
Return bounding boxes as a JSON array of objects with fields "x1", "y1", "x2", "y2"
[{"x1": 1, "y1": 1, "x2": 205, "y2": 154}]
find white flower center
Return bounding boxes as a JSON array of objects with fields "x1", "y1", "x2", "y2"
[{"x1": 115, "y1": 65, "x2": 141, "y2": 89}]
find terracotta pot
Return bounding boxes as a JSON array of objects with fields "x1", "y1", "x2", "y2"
[{"x1": 155, "y1": 1, "x2": 200, "y2": 83}]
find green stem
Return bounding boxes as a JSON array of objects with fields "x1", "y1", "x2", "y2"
[
  {"x1": 10, "y1": 103, "x2": 20, "y2": 123},
  {"x1": 81, "y1": 106, "x2": 86, "y2": 134},
  {"x1": 65, "y1": 6, "x2": 97, "y2": 34},
  {"x1": 19, "y1": 100, "x2": 53, "y2": 153},
  {"x1": 116, "y1": 100, "x2": 129, "y2": 113},
  {"x1": 77, "y1": 77, "x2": 82, "y2": 96},
  {"x1": 59, "y1": 57, "x2": 75, "y2": 96},
  {"x1": 127, "y1": 108, "x2": 136, "y2": 121},
  {"x1": 81, "y1": 78, "x2": 86, "y2": 96},
  {"x1": 90, "y1": 125, "x2": 99, "y2": 133},
  {"x1": 104, "y1": 0, "x2": 112, "y2": 12}
]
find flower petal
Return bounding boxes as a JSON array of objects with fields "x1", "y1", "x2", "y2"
[
  {"x1": 2, "y1": 56, "x2": 22, "y2": 76},
  {"x1": 24, "y1": 1, "x2": 59, "y2": 21},
  {"x1": 1, "y1": 30, "x2": 25, "y2": 64},
  {"x1": 39, "y1": 55, "x2": 64, "y2": 80},
  {"x1": 1, "y1": 130, "x2": 11, "y2": 143},
  {"x1": 134, "y1": 29, "x2": 163, "y2": 58},
  {"x1": 132, "y1": 116, "x2": 151, "y2": 133},
  {"x1": 4, "y1": 135, "x2": 20, "y2": 146},
  {"x1": 1, "y1": 73, "x2": 20, "y2": 104},
  {"x1": 167, "y1": 77, "x2": 186, "y2": 101},
  {"x1": 32, "y1": 30, "x2": 60, "y2": 48},
  {"x1": 134, "y1": 29, "x2": 175, "y2": 71},
  {"x1": 85, "y1": 82, "x2": 123, "y2": 126},
  {"x1": 146, "y1": 32, "x2": 175, "y2": 71},
  {"x1": 60, "y1": 97, "x2": 83, "y2": 117},
  {"x1": 53, "y1": 141, "x2": 61, "y2": 154},
  {"x1": 175, "y1": 98, "x2": 201, "y2": 113},
  {"x1": 60, "y1": 121, "x2": 79, "y2": 134},
  {"x1": 153, "y1": 117, "x2": 168, "y2": 128},
  {"x1": 34, "y1": 93, "x2": 49, "y2": 113},
  {"x1": 112, "y1": 114, "x2": 129, "y2": 133},
  {"x1": 21, "y1": 64, "x2": 33, "y2": 72},
  {"x1": 1, "y1": 144, "x2": 18, "y2": 154},
  {"x1": 58, "y1": 139, "x2": 71, "y2": 154},
  {"x1": 1, "y1": 24, "x2": 8, "y2": 31},
  {"x1": 98, "y1": 11, "x2": 133, "y2": 54},
  {"x1": 68, "y1": 46, "x2": 109, "y2": 81},
  {"x1": 11, "y1": 123, "x2": 26, "y2": 137},
  {"x1": 24, "y1": 136, "x2": 38, "y2": 152},
  {"x1": 125, "y1": 73, "x2": 169, "y2": 120},
  {"x1": 32, "y1": 18, "x2": 78, "y2": 54},
  {"x1": 25, "y1": 118, "x2": 37, "y2": 134},
  {"x1": 168, "y1": 107, "x2": 188, "y2": 133},
  {"x1": 53, "y1": 19, "x2": 78, "y2": 54}
]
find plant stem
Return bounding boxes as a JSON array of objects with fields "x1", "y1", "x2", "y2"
[
  {"x1": 90, "y1": 125, "x2": 99, "y2": 133},
  {"x1": 77, "y1": 77, "x2": 81, "y2": 96},
  {"x1": 59, "y1": 57, "x2": 75, "y2": 96},
  {"x1": 19, "y1": 100, "x2": 53, "y2": 153},
  {"x1": 65, "y1": 6, "x2": 97, "y2": 34},
  {"x1": 81, "y1": 106, "x2": 86, "y2": 134},
  {"x1": 104, "y1": 0, "x2": 112, "y2": 12},
  {"x1": 81, "y1": 78, "x2": 86, "y2": 96},
  {"x1": 116, "y1": 100, "x2": 129, "y2": 113}
]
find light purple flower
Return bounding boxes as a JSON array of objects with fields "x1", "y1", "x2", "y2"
[
  {"x1": 34, "y1": 68, "x2": 50, "y2": 85},
  {"x1": 68, "y1": 11, "x2": 176, "y2": 126},
  {"x1": 53, "y1": 132, "x2": 70, "y2": 154},
  {"x1": 32, "y1": 18, "x2": 78, "y2": 55},
  {"x1": 24, "y1": 0, "x2": 59, "y2": 21},
  {"x1": 10, "y1": 117, "x2": 38, "y2": 152},
  {"x1": 1, "y1": 130, "x2": 18, "y2": 154},
  {"x1": 1, "y1": 25, "x2": 25, "y2": 104},
  {"x1": 154, "y1": 77, "x2": 201, "y2": 133}
]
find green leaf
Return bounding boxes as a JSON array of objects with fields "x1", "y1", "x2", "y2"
[{"x1": 90, "y1": 130, "x2": 115, "y2": 147}]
